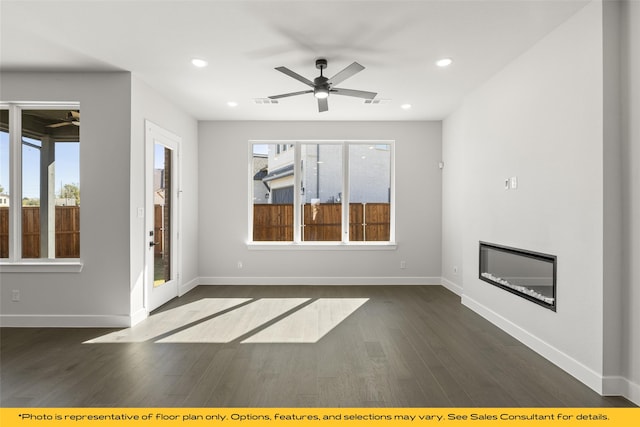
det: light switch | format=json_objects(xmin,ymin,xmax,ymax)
[{"xmin": 510, "ymin": 176, "xmax": 518, "ymax": 189}]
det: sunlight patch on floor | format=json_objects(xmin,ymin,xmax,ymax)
[
  {"xmin": 84, "ymin": 297, "xmax": 369, "ymax": 344},
  {"xmin": 241, "ymin": 298, "xmax": 369, "ymax": 343},
  {"xmin": 84, "ymin": 298, "xmax": 251, "ymax": 343},
  {"xmin": 156, "ymin": 298, "xmax": 310, "ymax": 343}
]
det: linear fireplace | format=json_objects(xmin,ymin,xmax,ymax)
[{"xmin": 479, "ymin": 242, "xmax": 556, "ymax": 311}]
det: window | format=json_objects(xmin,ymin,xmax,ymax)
[
  {"xmin": 0, "ymin": 109, "xmax": 8, "ymax": 258},
  {"xmin": 250, "ymin": 140, "xmax": 394, "ymax": 245},
  {"xmin": 0, "ymin": 104, "xmax": 80, "ymax": 261}
]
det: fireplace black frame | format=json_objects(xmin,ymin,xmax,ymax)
[{"xmin": 479, "ymin": 241, "xmax": 557, "ymax": 311}]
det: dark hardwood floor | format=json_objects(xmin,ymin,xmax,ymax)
[{"xmin": 0, "ymin": 285, "xmax": 635, "ymax": 407}]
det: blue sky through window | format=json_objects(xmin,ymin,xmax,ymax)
[{"xmin": 0, "ymin": 131, "xmax": 80, "ymax": 199}]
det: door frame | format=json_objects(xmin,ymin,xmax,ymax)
[{"xmin": 145, "ymin": 120, "xmax": 181, "ymax": 312}]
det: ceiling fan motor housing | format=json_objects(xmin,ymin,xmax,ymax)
[
  {"xmin": 315, "ymin": 58, "xmax": 328, "ymax": 70},
  {"xmin": 313, "ymin": 71, "xmax": 330, "ymax": 98}
]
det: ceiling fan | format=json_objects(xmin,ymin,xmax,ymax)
[
  {"xmin": 46, "ymin": 110, "xmax": 80, "ymax": 128},
  {"xmin": 269, "ymin": 59, "xmax": 377, "ymax": 112}
]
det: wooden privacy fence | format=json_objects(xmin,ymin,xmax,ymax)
[
  {"xmin": 253, "ymin": 203, "xmax": 390, "ymax": 242},
  {"xmin": 0, "ymin": 206, "xmax": 80, "ymax": 258},
  {"xmin": 154, "ymin": 204, "xmax": 164, "ymax": 255},
  {"xmin": 1, "ymin": 203, "xmax": 387, "ymax": 256}
]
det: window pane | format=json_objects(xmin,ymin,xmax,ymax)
[
  {"xmin": 22, "ymin": 109, "xmax": 80, "ymax": 259},
  {"xmin": 22, "ymin": 135, "xmax": 41, "ymax": 258},
  {"xmin": 154, "ymin": 144, "xmax": 172, "ymax": 286},
  {"xmin": 55, "ymin": 141, "xmax": 80, "ymax": 258},
  {"xmin": 301, "ymin": 143, "xmax": 342, "ymax": 241},
  {"xmin": 252, "ymin": 143, "xmax": 293, "ymax": 241},
  {"xmin": 349, "ymin": 144, "xmax": 391, "ymax": 241},
  {"xmin": 0, "ymin": 109, "xmax": 9, "ymax": 258}
]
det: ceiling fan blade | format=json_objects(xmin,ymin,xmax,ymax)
[
  {"xmin": 46, "ymin": 121, "xmax": 72, "ymax": 128},
  {"xmin": 275, "ymin": 66, "xmax": 314, "ymax": 87},
  {"xmin": 318, "ymin": 97, "xmax": 328, "ymax": 113},
  {"xmin": 326, "ymin": 62, "xmax": 365, "ymax": 86},
  {"xmin": 330, "ymin": 88, "xmax": 377, "ymax": 99},
  {"xmin": 269, "ymin": 90, "xmax": 313, "ymax": 100}
]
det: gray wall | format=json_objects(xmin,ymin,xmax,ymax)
[
  {"xmin": 442, "ymin": 1, "xmax": 607, "ymax": 392},
  {"xmin": 0, "ymin": 72, "xmax": 133, "ymax": 325},
  {"xmin": 620, "ymin": 0, "xmax": 640, "ymax": 405},
  {"xmin": 0, "ymin": 72, "xmax": 199, "ymax": 327},
  {"xmin": 129, "ymin": 77, "xmax": 199, "ymax": 321},
  {"xmin": 442, "ymin": 1, "xmax": 640, "ymax": 402},
  {"xmin": 198, "ymin": 121, "xmax": 442, "ymax": 284},
  {"xmin": 602, "ymin": 0, "xmax": 624, "ymax": 393},
  {"xmin": 441, "ymin": 115, "xmax": 465, "ymax": 294}
]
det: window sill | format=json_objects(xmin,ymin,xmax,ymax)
[
  {"xmin": 0, "ymin": 260, "xmax": 84, "ymax": 273},
  {"xmin": 247, "ymin": 242, "xmax": 397, "ymax": 251}
]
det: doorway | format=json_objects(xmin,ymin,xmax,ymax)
[{"xmin": 145, "ymin": 121, "xmax": 181, "ymax": 312}]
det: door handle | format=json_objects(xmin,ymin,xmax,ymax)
[{"xmin": 149, "ymin": 241, "xmax": 159, "ymax": 248}]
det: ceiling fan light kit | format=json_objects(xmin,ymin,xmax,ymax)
[
  {"xmin": 269, "ymin": 58, "xmax": 377, "ymax": 112},
  {"xmin": 314, "ymin": 87, "xmax": 329, "ymax": 99}
]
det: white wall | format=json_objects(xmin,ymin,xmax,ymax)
[
  {"xmin": 0, "ymin": 72, "xmax": 133, "ymax": 326},
  {"xmin": 198, "ymin": 121, "xmax": 441, "ymax": 284},
  {"xmin": 442, "ymin": 1, "xmax": 608, "ymax": 393},
  {"xmin": 130, "ymin": 77, "xmax": 199, "ymax": 323},
  {"xmin": 620, "ymin": 0, "xmax": 640, "ymax": 404}
]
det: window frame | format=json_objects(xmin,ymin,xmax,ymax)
[
  {"xmin": 248, "ymin": 140, "xmax": 396, "ymax": 250},
  {"xmin": 0, "ymin": 102, "xmax": 83, "ymax": 272}
]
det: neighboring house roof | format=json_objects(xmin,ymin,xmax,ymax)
[
  {"xmin": 262, "ymin": 164, "xmax": 294, "ymax": 183},
  {"xmin": 253, "ymin": 168, "xmax": 268, "ymax": 181}
]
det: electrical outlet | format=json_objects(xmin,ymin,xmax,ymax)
[
  {"xmin": 12, "ymin": 290, "xmax": 20, "ymax": 302},
  {"xmin": 400, "ymin": 260, "xmax": 407, "ymax": 269},
  {"xmin": 237, "ymin": 261, "xmax": 243, "ymax": 269}
]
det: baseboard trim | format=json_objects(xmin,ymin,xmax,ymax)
[
  {"xmin": 0, "ymin": 314, "xmax": 131, "ymax": 328},
  {"xmin": 441, "ymin": 277, "xmax": 463, "ymax": 296},
  {"xmin": 179, "ymin": 276, "xmax": 200, "ymax": 296},
  {"xmin": 461, "ymin": 294, "xmax": 604, "ymax": 394},
  {"xmin": 626, "ymin": 378, "xmax": 640, "ymax": 405},
  {"xmin": 198, "ymin": 276, "xmax": 441, "ymax": 286},
  {"xmin": 603, "ymin": 375, "xmax": 640, "ymax": 405}
]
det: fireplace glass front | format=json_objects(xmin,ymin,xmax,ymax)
[{"xmin": 479, "ymin": 242, "xmax": 556, "ymax": 311}]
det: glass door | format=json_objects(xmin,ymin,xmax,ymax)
[{"xmin": 145, "ymin": 121, "xmax": 180, "ymax": 312}]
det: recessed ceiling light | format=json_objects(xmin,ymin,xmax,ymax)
[
  {"xmin": 401, "ymin": 104, "xmax": 412, "ymax": 110},
  {"xmin": 436, "ymin": 58, "xmax": 453, "ymax": 67},
  {"xmin": 191, "ymin": 58, "xmax": 208, "ymax": 68},
  {"xmin": 227, "ymin": 101, "xmax": 238, "ymax": 107}
]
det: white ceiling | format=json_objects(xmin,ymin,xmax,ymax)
[{"xmin": 0, "ymin": 0, "xmax": 588, "ymax": 121}]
